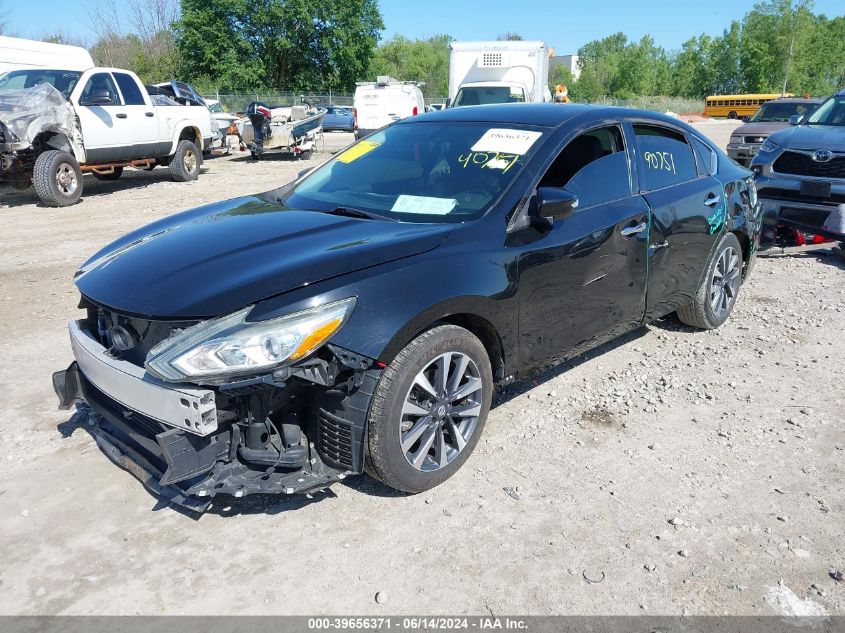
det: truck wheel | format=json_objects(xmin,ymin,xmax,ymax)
[
  {"xmin": 364, "ymin": 324, "xmax": 492, "ymax": 493},
  {"xmin": 728, "ymin": 111, "xmax": 738, "ymax": 119},
  {"xmin": 677, "ymin": 232, "xmax": 743, "ymax": 330},
  {"xmin": 33, "ymin": 150, "xmax": 83, "ymax": 207},
  {"xmin": 169, "ymin": 140, "xmax": 200, "ymax": 182},
  {"xmin": 93, "ymin": 167, "xmax": 123, "ymax": 181}
]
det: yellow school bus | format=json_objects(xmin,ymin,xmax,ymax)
[{"xmin": 704, "ymin": 93, "xmax": 793, "ymax": 119}]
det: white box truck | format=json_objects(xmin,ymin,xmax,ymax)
[{"xmin": 448, "ymin": 40, "xmax": 551, "ymax": 108}]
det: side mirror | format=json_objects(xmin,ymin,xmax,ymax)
[
  {"xmin": 789, "ymin": 114, "xmax": 802, "ymax": 126},
  {"xmin": 80, "ymin": 89, "xmax": 113, "ymax": 106},
  {"xmin": 445, "ymin": 98, "xmax": 451, "ymax": 108},
  {"xmin": 538, "ymin": 187, "xmax": 578, "ymax": 221}
]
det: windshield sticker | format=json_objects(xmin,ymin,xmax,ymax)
[
  {"xmin": 391, "ymin": 195, "xmax": 457, "ymax": 215},
  {"xmin": 458, "ymin": 151, "xmax": 520, "ymax": 173},
  {"xmin": 643, "ymin": 151, "xmax": 676, "ymax": 174},
  {"xmin": 335, "ymin": 140, "xmax": 380, "ymax": 164},
  {"xmin": 471, "ymin": 128, "xmax": 542, "ymax": 155}
]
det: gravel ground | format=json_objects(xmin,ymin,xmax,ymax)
[{"xmin": 0, "ymin": 124, "xmax": 843, "ymax": 616}]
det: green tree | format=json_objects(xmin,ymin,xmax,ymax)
[
  {"xmin": 176, "ymin": 0, "xmax": 383, "ymax": 91},
  {"xmin": 367, "ymin": 34, "xmax": 451, "ymax": 95}
]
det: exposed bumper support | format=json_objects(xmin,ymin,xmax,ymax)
[{"xmin": 53, "ymin": 362, "xmax": 351, "ymax": 512}]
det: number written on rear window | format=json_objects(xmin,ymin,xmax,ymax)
[{"xmin": 634, "ymin": 124, "xmax": 698, "ymax": 190}]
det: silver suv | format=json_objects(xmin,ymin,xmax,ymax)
[{"xmin": 751, "ymin": 89, "xmax": 845, "ymax": 249}]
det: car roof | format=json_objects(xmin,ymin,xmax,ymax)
[
  {"xmin": 767, "ymin": 97, "xmax": 824, "ymax": 103},
  {"xmin": 404, "ymin": 102, "xmax": 692, "ymax": 130}
]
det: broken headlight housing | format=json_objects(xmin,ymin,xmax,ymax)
[{"xmin": 146, "ymin": 297, "xmax": 356, "ymax": 382}]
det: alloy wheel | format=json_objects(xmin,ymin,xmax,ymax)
[
  {"xmin": 56, "ymin": 163, "xmax": 78, "ymax": 195},
  {"xmin": 183, "ymin": 148, "xmax": 197, "ymax": 173},
  {"xmin": 399, "ymin": 352, "xmax": 483, "ymax": 472},
  {"xmin": 710, "ymin": 245, "xmax": 740, "ymax": 318}
]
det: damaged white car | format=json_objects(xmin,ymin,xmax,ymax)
[{"xmin": 0, "ymin": 67, "xmax": 214, "ymax": 206}]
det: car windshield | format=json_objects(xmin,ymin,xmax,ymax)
[
  {"xmin": 283, "ymin": 121, "xmax": 545, "ymax": 223},
  {"xmin": 805, "ymin": 96, "xmax": 845, "ymax": 126},
  {"xmin": 749, "ymin": 101, "xmax": 817, "ymax": 122},
  {"xmin": 453, "ymin": 86, "xmax": 526, "ymax": 107},
  {"xmin": 0, "ymin": 69, "xmax": 81, "ymax": 98}
]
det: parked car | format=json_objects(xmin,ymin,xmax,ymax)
[
  {"xmin": 0, "ymin": 68, "xmax": 214, "ymax": 206},
  {"xmin": 318, "ymin": 104, "xmax": 356, "ymax": 132},
  {"xmin": 53, "ymin": 104, "xmax": 761, "ymax": 511},
  {"xmin": 751, "ymin": 88, "xmax": 845, "ymax": 249},
  {"xmin": 204, "ymin": 98, "xmax": 241, "ymax": 134},
  {"xmin": 727, "ymin": 97, "xmax": 822, "ymax": 166},
  {"xmin": 354, "ymin": 76, "xmax": 424, "ymax": 139}
]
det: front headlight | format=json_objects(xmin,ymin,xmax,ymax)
[
  {"xmin": 730, "ymin": 135, "xmax": 743, "ymax": 144},
  {"xmin": 146, "ymin": 297, "xmax": 356, "ymax": 381},
  {"xmin": 760, "ymin": 138, "xmax": 780, "ymax": 153}
]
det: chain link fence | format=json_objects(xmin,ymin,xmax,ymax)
[{"xmin": 201, "ymin": 92, "xmax": 448, "ymax": 114}]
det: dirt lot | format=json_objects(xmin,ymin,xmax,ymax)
[{"xmin": 1, "ymin": 123, "xmax": 843, "ymax": 616}]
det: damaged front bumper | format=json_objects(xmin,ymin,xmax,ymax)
[
  {"xmin": 756, "ymin": 175, "xmax": 845, "ymax": 248},
  {"xmin": 53, "ymin": 320, "xmax": 379, "ymax": 512}
]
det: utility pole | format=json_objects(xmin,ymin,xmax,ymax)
[{"xmin": 781, "ymin": 4, "xmax": 796, "ymax": 96}]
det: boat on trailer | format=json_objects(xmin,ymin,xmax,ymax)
[{"xmin": 239, "ymin": 103, "xmax": 325, "ymax": 160}]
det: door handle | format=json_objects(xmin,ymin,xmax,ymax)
[
  {"xmin": 116, "ymin": 113, "xmax": 127, "ymax": 119},
  {"xmin": 145, "ymin": 112, "xmax": 154, "ymax": 117},
  {"xmin": 619, "ymin": 221, "xmax": 647, "ymax": 237},
  {"xmin": 704, "ymin": 194, "xmax": 721, "ymax": 207}
]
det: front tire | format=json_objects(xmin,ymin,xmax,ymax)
[
  {"xmin": 677, "ymin": 232, "xmax": 743, "ymax": 329},
  {"xmin": 33, "ymin": 150, "xmax": 82, "ymax": 207},
  {"xmin": 169, "ymin": 140, "xmax": 200, "ymax": 182},
  {"xmin": 365, "ymin": 325, "xmax": 493, "ymax": 493}
]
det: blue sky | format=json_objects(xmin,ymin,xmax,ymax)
[{"xmin": 6, "ymin": 0, "xmax": 845, "ymax": 53}]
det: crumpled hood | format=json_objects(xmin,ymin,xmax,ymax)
[
  {"xmin": 732, "ymin": 121, "xmax": 789, "ymax": 137},
  {"xmin": 0, "ymin": 83, "xmax": 75, "ymax": 144},
  {"xmin": 75, "ymin": 194, "xmax": 454, "ymax": 318},
  {"xmin": 768, "ymin": 124, "xmax": 845, "ymax": 152}
]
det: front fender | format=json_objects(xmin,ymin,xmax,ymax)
[{"xmin": 248, "ymin": 245, "xmax": 519, "ymax": 376}]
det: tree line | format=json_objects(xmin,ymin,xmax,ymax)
[{"xmin": 26, "ymin": 0, "xmax": 845, "ymax": 99}]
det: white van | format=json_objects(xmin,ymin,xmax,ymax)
[
  {"xmin": 353, "ymin": 76, "xmax": 425, "ymax": 139},
  {"xmin": 0, "ymin": 36, "xmax": 94, "ymax": 74}
]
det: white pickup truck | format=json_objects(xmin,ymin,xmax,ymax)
[{"xmin": 0, "ymin": 67, "xmax": 214, "ymax": 206}]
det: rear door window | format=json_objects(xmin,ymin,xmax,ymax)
[
  {"xmin": 633, "ymin": 124, "xmax": 698, "ymax": 190},
  {"xmin": 113, "ymin": 72, "xmax": 146, "ymax": 106}
]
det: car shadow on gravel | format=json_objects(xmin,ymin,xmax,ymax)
[
  {"xmin": 0, "ymin": 168, "xmax": 209, "ymax": 208},
  {"xmin": 492, "ymin": 326, "xmax": 650, "ymax": 408}
]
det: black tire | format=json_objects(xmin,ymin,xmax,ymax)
[
  {"xmin": 365, "ymin": 324, "xmax": 493, "ymax": 493},
  {"xmin": 728, "ymin": 111, "xmax": 738, "ymax": 119},
  {"xmin": 169, "ymin": 140, "xmax": 200, "ymax": 182},
  {"xmin": 32, "ymin": 150, "xmax": 82, "ymax": 207},
  {"xmin": 93, "ymin": 167, "xmax": 123, "ymax": 181},
  {"xmin": 677, "ymin": 232, "xmax": 743, "ymax": 330}
]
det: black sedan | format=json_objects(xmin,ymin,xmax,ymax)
[{"xmin": 54, "ymin": 104, "xmax": 762, "ymax": 511}]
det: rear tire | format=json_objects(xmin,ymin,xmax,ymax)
[
  {"xmin": 93, "ymin": 167, "xmax": 123, "ymax": 181},
  {"xmin": 365, "ymin": 324, "xmax": 493, "ymax": 493},
  {"xmin": 169, "ymin": 140, "xmax": 200, "ymax": 182},
  {"xmin": 677, "ymin": 232, "xmax": 743, "ymax": 330},
  {"xmin": 728, "ymin": 111, "xmax": 738, "ymax": 119},
  {"xmin": 33, "ymin": 150, "xmax": 82, "ymax": 207}
]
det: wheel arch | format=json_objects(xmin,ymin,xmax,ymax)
[
  {"xmin": 379, "ymin": 308, "xmax": 506, "ymax": 384},
  {"xmin": 172, "ymin": 125, "xmax": 203, "ymax": 153},
  {"xmin": 33, "ymin": 131, "xmax": 86, "ymax": 162}
]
